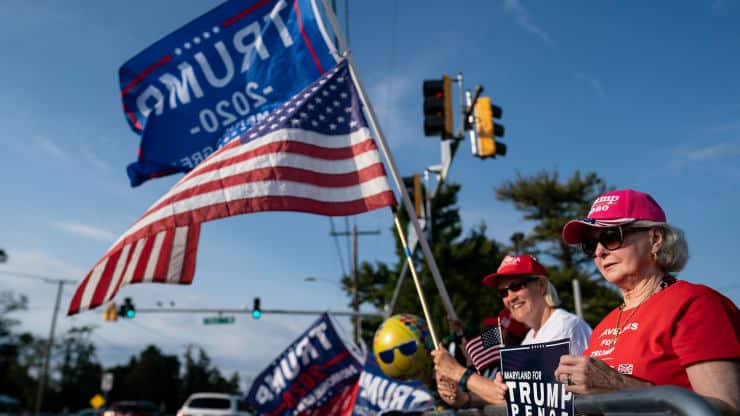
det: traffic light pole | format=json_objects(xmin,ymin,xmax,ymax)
[{"xmin": 128, "ymin": 307, "xmax": 384, "ymax": 318}]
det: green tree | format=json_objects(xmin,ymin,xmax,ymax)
[
  {"xmin": 108, "ymin": 345, "xmax": 181, "ymax": 412},
  {"xmin": 181, "ymin": 345, "xmax": 240, "ymax": 402},
  {"xmin": 495, "ymin": 169, "xmax": 622, "ymax": 325},
  {"xmin": 55, "ymin": 326, "xmax": 103, "ymax": 412},
  {"xmin": 345, "ymin": 183, "xmax": 506, "ymax": 343},
  {"xmin": 0, "ymin": 291, "xmax": 32, "ymax": 404}
]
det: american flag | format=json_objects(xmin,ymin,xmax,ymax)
[
  {"xmin": 464, "ymin": 326, "xmax": 503, "ymax": 372},
  {"xmin": 67, "ymin": 59, "xmax": 396, "ymax": 315}
]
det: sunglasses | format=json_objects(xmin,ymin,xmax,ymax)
[
  {"xmin": 498, "ymin": 276, "xmax": 538, "ymax": 298},
  {"xmin": 581, "ymin": 226, "xmax": 650, "ymax": 257},
  {"xmin": 378, "ymin": 340, "xmax": 418, "ymax": 364}
]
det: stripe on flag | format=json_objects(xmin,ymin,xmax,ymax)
[
  {"xmin": 464, "ymin": 326, "xmax": 504, "ymax": 372},
  {"xmin": 67, "ymin": 59, "xmax": 396, "ymax": 315}
]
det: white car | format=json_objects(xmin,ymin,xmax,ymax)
[{"xmin": 176, "ymin": 393, "xmax": 252, "ymax": 416}]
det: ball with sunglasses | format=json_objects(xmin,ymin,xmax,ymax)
[{"xmin": 372, "ymin": 314, "xmax": 433, "ymax": 381}]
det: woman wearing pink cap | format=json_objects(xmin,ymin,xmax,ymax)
[
  {"xmin": 432, "ymin": 254, "xmax": 591, "ymax": 407},
  {"xmin": 553, "ymin": 189, "xmax": 740, "ymax": 415}
]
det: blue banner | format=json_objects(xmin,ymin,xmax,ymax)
[
  {"xmin": 246, "ymin": 313, "xmax": 364, "ymax": 415},
  {"xmin": 119, "ymin": 0, "xmax": 338, "ymax": 186},
  {"xmin": 500, "ymin": 339, "xmax": 574, "ymax": 416},
  {"xmin": 351, "ymin": 352, "xmax": 434, "ymax": 416}
]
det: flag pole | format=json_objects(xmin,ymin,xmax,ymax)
[
  {"xmin": 389, "ymin": 207, "xmax": 439, "ymax": 347},
  {"xmin": 319, "ymin": 0, "xmax": 460, "ymax": 328}
]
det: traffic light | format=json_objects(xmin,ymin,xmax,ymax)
[
  {"xmin": 473, "ymin": 96, "xmax": 506, "ymax": 158},
  {"xmin": 118, "ymin": 297, "xmax": 136, "ymax": 319},
  {"xmin": 103, "ymin": 302, "xmax": 118, "ymax": 321},
  {"xmin": 402, "ymin": 174, "xmax": 424, "ymax": 218},
  {"xmin": 423, "ymin": 75, "xmax": 453, "ymax": 139},
  {"xmin": 252, "ymin": 297, "xmax": 262, "ymax": 319}
]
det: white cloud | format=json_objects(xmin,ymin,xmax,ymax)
[
  {"xmin": 575, "ymin": 72, "xmax": 606, "ymax": 98},
  {"xmin": 706, "ymin": 120, "xmax": 740, "ymax": 134},
  {"xmin": 503, "ymin": 0, "xmax": 552, "ymax": 44},
  {"xmin": 81, "ymin": 147, "xmax": 111, "ymax": 170},
  {"xmin": 685, "ymin": 141, "xmax": 740, "ymax": 161},
  {"xmin": 35, "ymin": 137, "xmax": 67, "ymax": 160},
  {"xmin": 51, "ymin": 221, "xmax": 117, "ymax": 242}
]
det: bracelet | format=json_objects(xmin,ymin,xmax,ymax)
[
  {"xmin": 458, "ymin": 367, "xmax": 474, "ymax": 392},
  {"xmin": 463, "ymin": 392, "xmax": 472, "ymax": 408}
]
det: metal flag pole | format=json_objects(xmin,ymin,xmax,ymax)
[{"xmin": 319, "ymin": 0, "xmax": 459, "ymax": 326}]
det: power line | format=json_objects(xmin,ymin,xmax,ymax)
[{"xmin": 328, "ymin": 217, "xmax": 348, "ymax": 277}]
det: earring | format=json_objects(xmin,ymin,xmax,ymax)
[{"xmin": 651, "ymin": 252, "xmax": 657, "ymax": 262}]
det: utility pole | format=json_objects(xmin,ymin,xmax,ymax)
[
  {"xmin": 330, "ymin": 222, "xmax": 380, "ymax": 343},
  {"xmin": 0, "ymin": 271, "xmax": 76, "ymax": 416}
]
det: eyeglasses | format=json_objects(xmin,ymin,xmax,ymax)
[
  {"xmin": 498, "ymin": 276, "xmax": 538, "ymax": 298},
  {"xmin": 377, "ymin": 340, "xmax": 418, "ymax": 364},
  {"xmin": 581, "ymin": 226, "xmax": 650, "ymax": 257}
]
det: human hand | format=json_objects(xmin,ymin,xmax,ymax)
[
  {"xmin": 431, "ymin": 343, "xmax": 465, "ymax": 382},
  {"xmin": 435, "ymin": 371, "xmax": 459, "ymax": 405},
  {"xmin": 493, "ymin": 372, "xmax": 508, "ymax": 402},
  {"xmin": 554, "ymin": 355, "xmax": 637, "ymax": 395}
]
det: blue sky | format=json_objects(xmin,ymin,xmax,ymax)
[{"xmin": 1, "ymin": 0, "xmax": 739, "ymax": 384}]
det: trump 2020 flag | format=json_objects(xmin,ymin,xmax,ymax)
[
  {"xmin": 68, "ymin": 59, "xmax": 396, "ymax": 315},
  {"xmin": 246, "ymin": 313, "xmax": 364, "ymax": 415},
  {"xmin": 120, "ymin": 0, "xmax": 339, "ymax": 186}
]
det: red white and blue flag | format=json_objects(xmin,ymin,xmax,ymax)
[
  {"xmin": 464, "ymin": 326, "xmax": 503, "ymax": 373},
  {"xmin": 68, "ymin": 59, "xmax": 396, "ymax": 315}
]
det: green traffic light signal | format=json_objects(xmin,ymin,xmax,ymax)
[
  {"xmin": 118, "ymin": 297, "xmax": 136, "ymax": 319},
  {"xmin": 252, "ymin": 297, "xmax": 261, "ymax": 319}
]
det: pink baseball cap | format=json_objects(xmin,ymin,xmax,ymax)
[
  {"xmin": 562, "ymin": 189, "xmax": 666, "ymax": 244},
  {"xmin": 482, "ymin": 254, "xmax": 548, "ymax": 287}
]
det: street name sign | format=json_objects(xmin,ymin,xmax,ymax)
[{"xmin": 203, "ymin": 316, "xmax": 235, "ymax": 325}]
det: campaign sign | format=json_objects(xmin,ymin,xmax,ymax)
[
  {"xmin": 350, "ymin": 352, "xmax": 434, "ymax": 416},
  {"xmin": 119, "ymin": 0, "xmax": 338, "ymax": 186},
  {"xmin": 246, "ymin": 313, "xmax": 364, "ymax": 415},
  {"xmin": 500, "ymin": 339, "xmax": 573, "ymax": 416}
]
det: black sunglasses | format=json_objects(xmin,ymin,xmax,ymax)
[
  {"xmin": 377, "ymin": 340, "xmax": 418, "ymax": 364},
  {"xmin": 581, "ymin": 226, "xmax": 650, "ymax": 257},
  {"xmin": 498, "ymin": 276, "xmax": 539, "ymax": 298}
]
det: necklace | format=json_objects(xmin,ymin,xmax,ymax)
[
  {"xmin": 610, "ymin": 279, "xmax": 664, "ymax": 345},
  {"xmin": 610, "ymin": 301, "xmax": 644, "ymax": 346}
]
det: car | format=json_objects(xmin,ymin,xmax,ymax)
[
  {"xmin": 73, "ymin": 408, "xmax": 103, "ymax": 416},
  {"xmin": 0, "ymin": 395, "xmax": 21, "ymax": 416},
  {"xmin": 102, "ymin": 401, "xmax": 159, "ymax": 416},
  {"xmin": 176, "ymin": 393, "xmax": 251, "ymax": 416}
]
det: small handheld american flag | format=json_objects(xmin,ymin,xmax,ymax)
[{"xmin": 463, "ymin": 326, "xmax": 503, "ymax": 373}]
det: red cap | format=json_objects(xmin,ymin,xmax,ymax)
[
  {"xmin": 482, "ymin": 309, "xmax": 529, "ymax": 338},
  {"xmin": 482, "ymin": 254, "xmax": 548, "ymax": 287},
  {"xmin": 562, "ymin": 189, "xmax": 667, "ymax": 244}
]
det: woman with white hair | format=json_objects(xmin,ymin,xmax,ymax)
[
  {"xmin": 550, "ymin": 189, "xmax": 740, "ymax": 415},
  {"xmin": 432, "ymin": 254, "xmax": 591, "ymax": 406},
  {"xmin": 480, "ymin": 254, "xmax": 592, "ymax": 354}
]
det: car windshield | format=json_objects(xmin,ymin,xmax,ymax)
[{"xmin": 187, "ymin": 398, "xmax": 231, "ymax": 410}]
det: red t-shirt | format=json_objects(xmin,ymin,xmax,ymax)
[{"xmin": 584, "ymin": 280, "xmax": 740, "ymax": 389}]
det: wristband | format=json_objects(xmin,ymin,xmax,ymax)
[{"xmin": 458, "ymin": 367, "xmax": 474, "ymax": 392}]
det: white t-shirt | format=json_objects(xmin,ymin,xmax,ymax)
[{"xmin": 522, "ymin": 308, "xmax": 592, "ymax": 355}]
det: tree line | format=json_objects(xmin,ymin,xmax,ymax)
[{"xmin": 0, "ymin": 294, "xmax": 239, "ymax": 414}]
